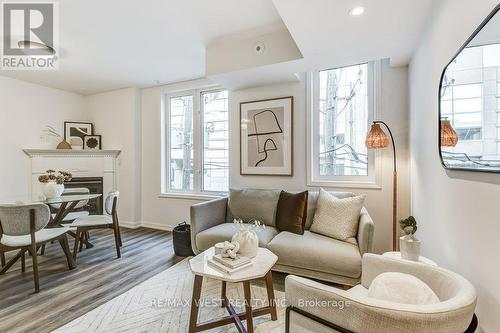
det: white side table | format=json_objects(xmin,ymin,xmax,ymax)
[{"xmin": 382, "ymin": 251, "xmax": 437, "ymax": 266}]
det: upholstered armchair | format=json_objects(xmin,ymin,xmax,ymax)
[{"xmin": 285, "ymin": 254, "xmax": 477, "ymax": 333}]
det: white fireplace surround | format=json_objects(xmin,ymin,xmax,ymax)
[{"xmin": 23, "ymin": 149, "xmax": 121, "ymax": 203}]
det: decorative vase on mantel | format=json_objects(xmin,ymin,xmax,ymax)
[
  {"xmin": 399, "ymin": 216, "xmax": 421, "ymax": 261},
  {"xmin": 56, "ymin": 140, "xmax": 72, "ymax": 149},
  {"xmin": 43, "ymin": 181, "xmax": 64, "ymax": 199}
]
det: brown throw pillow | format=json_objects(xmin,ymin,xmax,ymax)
[{"xmin": 276, "ymin": 190, "xmax": 308, "ymax": 235}]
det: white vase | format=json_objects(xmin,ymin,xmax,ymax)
[
  {"xmin": 232, "ymin": 230, "xmax": 259, "ymax": 258},
  {"xmin": 43, "ymin": 182, "xmax": 64, "ymax": 199},
  {"xmin": 400, "ymin": 235, "xmax": 421, "ymax": 261}
]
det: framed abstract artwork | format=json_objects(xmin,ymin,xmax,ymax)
[
  {"xmin": 240, "ymin": 96, "xmax": 293, "ymax": 176},
  {"xmin": 83, "ymin": 135, "xmax": 102, "ymax": 150},
  {"xmin": 64, "ymin": 121, "xmax": 93, "ymax": 150}
]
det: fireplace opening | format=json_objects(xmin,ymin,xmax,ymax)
[{"xmin": 64, "ymin": 177, "xmax": 104, "ymax": 215}]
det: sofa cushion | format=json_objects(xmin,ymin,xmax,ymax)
[
  {"xmin": 305, "ymin": 191, "xmax": 354, "ymax": 230},
  {"xmin": 276, "ymin": 190, "xmax": 308, "ymax": 235},
  {"xmin": 195, "ymin": 223, "xmax": 279, "ymax": 252},
  {"xmin": 267, "ymin": 231, "xmax": 361, "ymax": 278},
  {"xmin": 226, "ymin": 189, "xmax": 281, "ymax": 226},
  {"xmin": 310, "ymin": 189, "xmax": 365, "ymax": 244},
  {"xmin": 368, "ymin": 272, "xmax": 440, "ymax": 305}
]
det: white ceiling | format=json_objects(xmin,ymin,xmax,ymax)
[{"xmin": 0, "ymin": 0, "xmax": 438, "ymax": 95}]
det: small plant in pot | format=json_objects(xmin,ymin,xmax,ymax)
[
  {"xmin": 399, "ymin": 216, "xmax": 421, "ymax": 261},
  {"xmin": 38, "ymin": 169, "xmax": 72, "ymax": 199}
]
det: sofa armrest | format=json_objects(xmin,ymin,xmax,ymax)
[
  {"xmin": 356, "ymin": 207, "xmax": 374, "ymax": 255},
  {"xmin": 190, "ymin": 197, "xmax": 228, "ymax": 254}
]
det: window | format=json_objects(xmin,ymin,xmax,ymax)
[
  {"xmin": 163, "ymin": 89, "xmax": 229, "ymax": 195},
  {"xmin": 308, "ymin": 62, "xmax": 377, "ymax": 187}
]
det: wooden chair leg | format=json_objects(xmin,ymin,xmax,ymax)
[
  {"xmin": 30, "ymin": 245, "xmax": 40, "ymax": 293},
  {"xmin": 1, "ymin": 251, "xmax": 5, "ymax": 267},
  {"xmin": 21, "ymin": 251, "xmax": 26, "ymax": 273},
  {"xmin": 78, "ymin": 232, "xmax": 84, "ymax": 252},
  {"xmin": 58, "ymin": 236, "xmax": 76, "ymax": 270},
  {"xmin": 113, "ymin": 226, "xmax": 121, "ymax": 258},
  {"xmin": 0, "ymin": 249, "xmax": 25, "ymax": 275},
  {"xmin": 73, "ymin": 230, "xmax": 80, "ymax": 261},
  {"xmin": 115, "ymin": 216, "xmax": 122, "ymax": 247},
  {"xmin": 40, "ymin": 244, "xmax": 45, "ymax": 255}
]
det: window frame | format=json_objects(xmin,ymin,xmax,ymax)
[
  {"xmin": 161, "ymin": 87, "xmax": 229, "ymax": 198},
  {"xmin": 306, "ymin": 61, "xmax": 382, "ymax": 189}
]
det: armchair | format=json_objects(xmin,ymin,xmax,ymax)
[{"xmin": 285, "ymin": 254, "xmax": 477, "ymax": 333}]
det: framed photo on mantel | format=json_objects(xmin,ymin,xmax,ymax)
[{"xmin": 240, "ymin": 96, "xmax": 293, "ymax": 176}]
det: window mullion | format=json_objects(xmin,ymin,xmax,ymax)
[{"xmin": 193, "ymin": 90, "xmax": 202, "ymax": 193}]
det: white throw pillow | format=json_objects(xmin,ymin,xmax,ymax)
[
  {"xmin": 368, "ymin": 272, "xmax": 440, "ymax": 305},
  {"xmin": 310, "ymin": 189, "xmax": 365, "ymax": 243}
]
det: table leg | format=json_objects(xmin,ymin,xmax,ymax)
[
  {"xmin": 189, "ymin": 275, "xmax": 203, "ymax": 333},
  {"xmin": 265, "ymin": 271, "xmax": 277, "ymax": 321},
  {"xmin": 243, "ymin": 281, "xmax": 254, "ymax": 333},
  {"xmin": 221, "ymin": 281, "xmax": 227, "ymax": 307}
]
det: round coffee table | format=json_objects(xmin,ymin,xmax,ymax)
[{"xmin": 188, "ymin": 247, "xmax": 278, "ymax": 333}]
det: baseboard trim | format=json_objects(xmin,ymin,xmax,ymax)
[
  {"xmin": 119, "ymin": 220, "xmax": 141, "ymax": 229},
  {"xmin": 141, "ymin": 221, "xmax": 174, "ymax": 231}
]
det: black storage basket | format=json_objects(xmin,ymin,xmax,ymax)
[{"xmin": 173, "ymin": 222, "xmax": 195, "ymax": 256}]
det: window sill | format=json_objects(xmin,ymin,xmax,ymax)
[
  {"xmin": 158, "ymin": 192, "xmax": 225, "ymax": 201},
  {"xmin": 307, "ymin": 179, "xmax": 382, "ymax": 190}
]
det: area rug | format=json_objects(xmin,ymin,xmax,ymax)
[{"xmin": 53, "ymin": 258, "xmax": 285, "ymax": 333}]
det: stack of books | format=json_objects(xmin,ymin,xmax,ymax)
[{"xmin": 208, "ymin": 254, "xmax": 252, "ymax": 274}]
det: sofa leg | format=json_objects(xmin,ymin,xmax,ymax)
[{"xmin": 342, "ymin": 284, "xmax": 351, "ymax": 291}]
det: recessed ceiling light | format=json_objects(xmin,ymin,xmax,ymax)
[{"xmin": 349, "ymin": 6, "xmax": 365, "ymax": 16}]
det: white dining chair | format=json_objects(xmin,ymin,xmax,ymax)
[
  {"xmin": 0, "ymin": 203, "xmax": 75, "ymax": 292},
  {"xmin": 51, "ymin": 187, "xmax": 91, "ymax": 222},
  {"xmin": 70, "ymin": 191, "xmax": 122, "ymax": 261}
]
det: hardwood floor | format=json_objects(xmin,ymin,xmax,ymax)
[{"xmin": 0, "ymin": 227, "xmax": 184, "ymax": 333}]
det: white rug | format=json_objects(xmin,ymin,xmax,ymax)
[{"xmin": 53, "ymin": 259, "xmax": 286, "ymax": 333}]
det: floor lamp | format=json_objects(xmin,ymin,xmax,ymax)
[{"xmin": 365, "ymin": 121, "xmax": 398, "ymax": 251}]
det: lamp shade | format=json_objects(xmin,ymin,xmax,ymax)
[
  {"xmin": 440, "ymin": 119, "xmax": 458, "ymax": 147},
  {"xmin": 366, "ymin": 123, "xmax": 389, "ymax": 148}
]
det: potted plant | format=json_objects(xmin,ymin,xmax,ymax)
[
  {"xmin": 231, "ymin": 218, "xmax": 265, "ymax": 258},
  {"xmin": 38, "ymin": 170, "xmax": 72, "ymax": 199},
  {"xmin": 399, "ymin": 216, "xmax": 421, "ymax": 261}
]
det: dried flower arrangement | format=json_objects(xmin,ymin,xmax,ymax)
[
  {"xmin": 233, "ymin": 218, "xmax": 266, "ymax": 232},
  {"xmin": 38, "ymin": 169, "xmax": 73, "ymax": 185}
]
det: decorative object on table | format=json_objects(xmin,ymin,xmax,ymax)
[
  {"xmin": 310, "ymin": 189, "xmax": 366, "ymax": 244},
  {"xmin": 399, "ymin": 216, "xmax": 421, "ymax": 261},
  {"xmin": 231, "ymin": 218, "xmax": 265, "ymax": 258},
  {"xmin": 208, "ymin": 255, "xmax": 252, "ymax": 274},
  {"xmin": 214, "ymin": 242, "xmax": 225, "ymax": 255},
  {"xmin": 220, "ymin": 240, "xmax": 240, "ymax": 259},
  {"xmin": 172, "ymin": 222, "xmax": 195, "ymax": 257},
  {"xmin": 83, "ymin": 135, "xmax": 102, "ymax": 150},
  {"xmin": 44, "ymin": 125, "xmax": 72, "ymax": 149},
  {"xmin": 64, "ymin": 121, "xmax": 94, "ymax": 150},
  {"xmin": 275, "ymin": 190, "xmax": 308, "ymax": 235},
  {"xmin": 440, "ymin": 118, "xmax": 458, "ymax": 147},
  {"xmin": 366, "ymin": 121, "xmax": 398, "ymax": 251},
  {"xmin": 38, "ymin": 169, "xmax": 73, "ymax": 199},
  {"xmin": 240, "ymin": 96, "xmax": 293, "ymax": 176}
]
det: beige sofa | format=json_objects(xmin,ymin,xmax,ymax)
[
  {"xmin": 190, "ymin": 189, "xmax": 374, "ymax": 286},
  {"xmin": 285, "ymin": 254, "xmax": 477, "ymax": 333}
]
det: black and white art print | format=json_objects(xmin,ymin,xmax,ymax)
[
  {"xmin": 240, "ymin": 96, "xmax": 293, "ymax": 176},
  {"xmin": 64, "ymin": 121, "xmax": 93, "ymax": 150}
]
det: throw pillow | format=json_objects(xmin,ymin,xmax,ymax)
[
  {"xmin": 275, "ymin": 190, "xmax": 308, "ymax": 235},
  {"xmin": 310, "ymin": 188, "xmax": 365, "ymax": 243},
  {"xmin": 368, "ymin": 272, "xmax": 440, "ymax": 305},
  {"xmin": 226, "ymin": 189, "xmax": 281, "ymax": 226}
]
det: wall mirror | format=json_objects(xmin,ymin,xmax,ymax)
[{"xmin": 439, "ymin": 5, "xmax": 500, "ymax": 172}]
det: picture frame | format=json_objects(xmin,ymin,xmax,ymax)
[
  {"xmin": 83, "ymin": 135, "xmax": 102, "ymax": 150},
  {"xmin": 64, "ymin": 121, "xmax": 94, "ymax": 149},
  {"xmin": 240, "ymin": 96, "xmax": 293, "ymax": 176}
]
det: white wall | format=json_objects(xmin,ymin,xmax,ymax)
[
  {"xmin": 409, "ymin": 0, "xmax": 500, "ymax": 331},
  {"xmin": 85, "ymin": 88, "xmax": 142, "ymax": 225},
  {"xmin": 0, "ymin": 75, "xmax": 85, "ymax": 202},
  {"xmin": 140, "ymin": 59, "xmax": 409, "ymax": 253}
]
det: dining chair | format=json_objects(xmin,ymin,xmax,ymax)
[
  {"xmin": 71, "ymin": 191, "xmax": 122, "ymax": 261},
  {"xmin": 51, "ymin": 187, "xmax": 91, "ymax": 222},
  {"xmin": 0, "ymin": 204, "xmax": 75, "ymax": 293}
]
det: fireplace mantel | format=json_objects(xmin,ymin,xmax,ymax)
[{"xmin": 23, "ymin": 149, "xmax": 121, "ymax": 158}]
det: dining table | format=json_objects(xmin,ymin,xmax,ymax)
[{"xmin": 3, "ymin": 193, "xmax": 102, "ymax": 248}]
